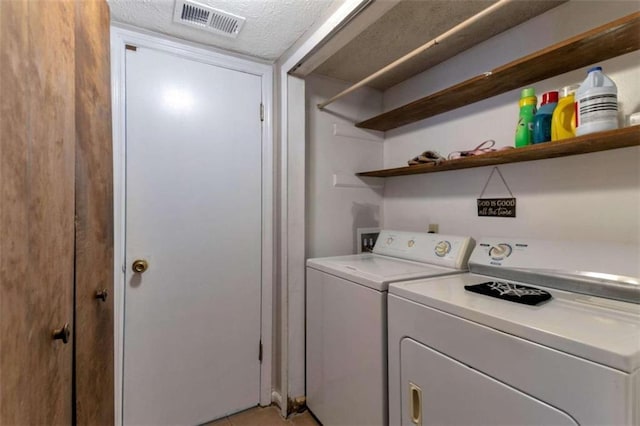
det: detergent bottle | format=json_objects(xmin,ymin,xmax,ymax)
[
  {"xmin": 515, "ymin": 88, "xmax": 537, "ymax": 147},
  {"xmin": 551, "ymin": 84, "xmax": 579, "ymax": 141},
  {"xmin": 532, "ymin": 91, "xmax": 558, "ymax": 144},
  {"xmin": 575, "ymin": 66, "xmax": 618, "ymax": 136}
]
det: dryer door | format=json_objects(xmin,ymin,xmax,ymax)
[{"xmin": 400, "ymin": 338, "xmax": 578, "ymax": 426}]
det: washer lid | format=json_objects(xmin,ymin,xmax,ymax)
[
  {"xmin": 390, "ymin": 273, "xmax": 640, "ymax": 373},
  {"xmin": 306, "ymin": 254, "xmax": 460, "ymax": 291}
]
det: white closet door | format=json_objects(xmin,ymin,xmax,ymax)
[{"xmin": 123, "ymin": 47, "xmax": 262, "ymax": 425}]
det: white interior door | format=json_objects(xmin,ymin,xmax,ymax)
[{"xmin": 123, "ymin": 47, "xmax": 263, "ymax": 425}]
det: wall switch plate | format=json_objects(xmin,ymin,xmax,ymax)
[
  {"xmin": 428, "ymin": 224, "xmax": 439, "ymax": 233},
  {"xmin": 357, "ymin": 227, "xmax": 380, "ymax": 253}
]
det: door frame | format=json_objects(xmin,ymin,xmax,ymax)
[
  {"xmin": 111, "ymin": 25, "xmax": 274, "ymax": 426},
  {"xmin": 274, "ymin": 0, "xmax": 373, "ymax": 415}
]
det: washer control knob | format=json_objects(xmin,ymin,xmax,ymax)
[
  {"xmin": 386, "ymin": 237, "xmax": 394, "ymax": 245},
  {"xmin": 435, "ymin": 241, "xmax": 451, "ymax": 257},
  {"xmin": 408, "ymin": 240, "xmax": 415, "ymax": 248}
]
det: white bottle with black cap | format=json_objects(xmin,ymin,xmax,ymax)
[{"xmin": 575, "ymin": 66, "xmax": 619, "ymax": 136}]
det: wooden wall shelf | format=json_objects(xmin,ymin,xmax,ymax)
[
  {"xmin": 356, "ymin": 12, "xmax": 640, "ymax": 132},
  {"xmin": 356, "ymin": 126, "xmax": 640, "ymax": 177}
]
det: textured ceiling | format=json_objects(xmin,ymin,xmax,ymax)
[
  {"xmin": 108, "ymin": 0, "xmax": 337, "ymax": 61},
  {"xmin": 312, "ymin": 0, "xmax": 566, "ymax": 89}
]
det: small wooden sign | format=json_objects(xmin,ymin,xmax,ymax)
[{"xmin": 477, "ymin": 198, "xmax": 516, "ymax": 218}]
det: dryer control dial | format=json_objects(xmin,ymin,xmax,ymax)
[
  {"xmin": 435, "ymin": 241, "xmax": 451, "ymax": 257},
  {"xmin": 489, "ymin": 243, "xmax": 512, "ymax": 260}
]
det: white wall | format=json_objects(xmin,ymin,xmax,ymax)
[
  {"xmin": 306, "ymin": 74, "xmax": 385, "ymax": 258},
  {"xmin": 381, "ymin": 1, "xmax": 640, "ymax": 244}
]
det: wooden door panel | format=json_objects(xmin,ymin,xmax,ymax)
[
  {"xmin": 0, "ymin": 1, "xmax": 30, "ymax": 420},
  {"xmin": 0, "ymin": 0, "xmax": 76, "ymax": 424},
  {"xmin": 74, "ymin": 0, "xmax": 115, "ymax": 424}
]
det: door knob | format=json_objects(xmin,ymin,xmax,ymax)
[
  {"xmin": 52, "ymin": 323, "xmax": 71, "ymax": 344},
  {"xmin": 95, "ymin": 289, "xmax": 108, "ymax": 302},
  {"xmin": 132, "ymin": 259, "xmax": 148, "ymax": 273}
]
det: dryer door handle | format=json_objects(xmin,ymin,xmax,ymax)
[{"xmin": 409, "ymin": 382, "xmax": 422, "ymax": 425}]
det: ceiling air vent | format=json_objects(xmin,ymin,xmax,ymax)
[{"xmin": 173, "ymin": 0, "xmax": 246, "ymax": 38}]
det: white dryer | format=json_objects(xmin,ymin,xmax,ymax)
[
  {"xmin": 306, "ymin": 230, "xmax": 474, "ymax": 426},
  {"xmin": 388, "ymin": 238, "xmax": 640, "ymax": 426}
]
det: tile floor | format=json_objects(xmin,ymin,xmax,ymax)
[{"xmin": 204, "ymin": 406, "xmax": 319, "ymax": 426}]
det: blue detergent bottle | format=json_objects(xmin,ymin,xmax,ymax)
[{"xmin": 533, "ymin": 91, "xmax": 559, "ymax": 144}]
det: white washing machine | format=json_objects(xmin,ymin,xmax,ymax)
[
  {"xmin": 306, "ymin": 230, "xmax": 474, "ymax": 426},
  {"xmin": 388, "ymin": 238, "xmax": 640, "ymax": 426}
]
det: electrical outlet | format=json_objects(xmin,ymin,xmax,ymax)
[
  {"xmin": 357, "ymin": 227, "xmax": 380, "ymax": 253},
  {"xmin": 428, "ymin": 223, "xmax": 439, "ymax": 233},
  {"xmin": 360, "ymin": 232, "xmax": 379, "ymax": 253}
]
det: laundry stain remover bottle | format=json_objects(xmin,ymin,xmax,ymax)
[{"xmin": 515, "ymin": 87, "xmax": 537, "ymax": 147}]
